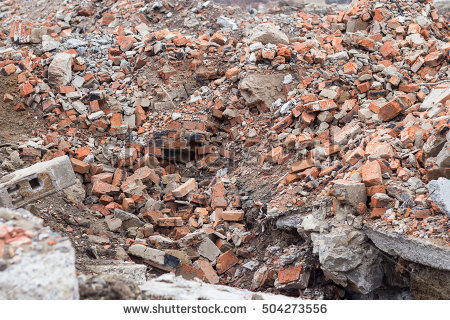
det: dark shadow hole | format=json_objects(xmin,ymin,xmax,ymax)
[{"xmin": 29, "ymin": 177, "xmax": 41, "ymax": 190}]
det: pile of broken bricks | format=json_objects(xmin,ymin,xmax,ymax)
[{"xmin": 0, "ymin": 0, "xmax": 449, "ymax": 298}]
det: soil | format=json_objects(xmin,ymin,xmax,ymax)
[{"xmin": 0, "ymin": 74, "xmax": 46, "ymax": 144}]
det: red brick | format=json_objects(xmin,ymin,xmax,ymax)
[
  {"xmin": 222, "ymin": 210, "xmax": 245, "ymax": 221},
  {"xmin": 75, "ymin": 146, "xmax": 90, "ymax": 160},
  {"xmin": 70, "ymin": 158, "xmax": 90, "ymax": 174},
  {"xmin": 112, "ymin": 168, "xmax": 128, "ymax": 186},
  {"xmin": 225, "ymin": 67, "xmax": 240, "ymax": 80},
  {"xmin": 122, "ymin": 198, "xmax": 135, "ymax": 212},
  {"xmin": 343, "ymin": 62, "xmax": 357, "ymax": 74},
  {"xmin": 196, "ymin": 260, "xmax": 219, "ymax": 284},
  {"xmin": 142, "ymin": 211, "xmax": 163, "ymax": 224},
  {"xmin": 176, "ymin": 263, "xmax": 204, "ymax": 280},
  {"xmin": 92, "ymin": 180, "xmax": 120, "ymax": 195},
  {"xmin": 377, "ymin": 100, "xmax": 402, "ymax": 121},
  {"xmin": 173, "ymin": 35, "xmax": 188, "ymax": 46},
  {"xmin": 20, "ymin": 82, "xmax": 33, "ymax": 97},
  {"xmin": 370, "ymin": 208, "xmax": 386, "ymax": 219},
  {"xmin": 379, "ymin": 41, "xmax": 398, "ymax": 59},
  {"xmin": 289, "ymin": 159, "xmax": 314, "ymax": 173},
  {"xmin": 2, "ymin": 64, "xmax": 16, "ymax": 76},
  {"xmin": 211, "ymin": 197, "xmax": 227, "ymax": 210},
  {"xmin": 216, "ymin": 249, "xmax": 239, "ymax": 274},
  {"xmin": 343, "ymin": 147, "xmax": 365, "ymax": 165},
  {"xmin": 211, "ymin": 32, "xmax": 225, "ymax": 45},
  {"xmin": 172, "ymin": 178, "xmax": 196, "ymax": 198},
  {"xmin": 91, "ymin": 173, "xmax": 113, "ymax": 184},
  {"xmin": 278, "ymin": 264, "xmax": 303, "ymax": 284},
  {"xmin": 116, "ymin": 36, "xmax": 135, "ymax": 52},
  {"xmin": 56, "ymin": 86, "xmax": 75, "ymax": 94},
  {"xmin": 129, "ymin": 166, "xmax": 160, "ymax": 185},
  {"xmin": 358, "ymin": 38, "xmax": 375, "ymax": 51},
  {"xmin": 398, "ymin": 83, "xmax": 418, "ymax": 93},
  {"xmin": 367, "ymin": 185, "xmax": 386, "ymax": 197},
  {"xmin": 262, "ymin": 49, "xmax": 276, "ymax": 60},
  {"xmin": 361, "ymin": 160, "xmax": 382, "ymax": 186},
  {"xmin": 157, "ymin": 217, "xmax": 183, "ymax": 227},
  {"xmin": 357, "ymin": 82, "xmax": 370, "ymax": 93},
  {"xmin": 424, "ymin": 51, "xmax": 443, "ymax": 67},
  {"xmin": 272, "ymin": 115, "xmax": 293, "ymax": 133}
]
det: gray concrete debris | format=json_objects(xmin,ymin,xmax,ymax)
[
  {"xmin": 0, "ymin": 208, "xmax": 78, "ymax": 299},
  {"xmin": 427, "ymin": 178, "xmax": 450, "ymax": 217},
  {"xmin": 436, "ymin": 142, "xmax": 450, "ymax": 169},
  {"xmin": 0, "ymin": 155, "xmax": 76, "ymax": 208},
  {"xmin": 276, "ymin": 213, "xmax": 304, "ymax": 229},
  {"xmin": 300, "ymin": 213, "xmax": 327, "ymax": 232},
  {"xmin": 216, "ymin": 16, "xmax": 237, "ymax": 30},
  {"xmin": 114, "ymin": 208, "xmax": 145, "ymax": 228},
  {"xmin": 84, "ymin": 261, "xmax": 147, "ymax": 284},
  {"xmin": 197, "ymin": 237, "xmax": 221, "ymax": 261},
  {"xmin": 48, "ymin": 53, "xmax": 73, "ymax": 87},
  {"xmin": 248, "ymin": 23, "xmax": 289, "ymax": 45},
  {"xmin": 419, "ymin": 86, "xmax": 450, "ymax": 110},
  {"xmin": 128, "ymin": 244, "xmax": 165, "ymax": 265},
  {"xmin": 239, "ymin": 73, "xmax": 285, "ymax": 111},
  {"xmin": 333, "ymin": 181, "xmax": 367, "ymax": 208},
  {"xmin": 42, "ymin": 35, "xmax": 60, "ymax": 52},
  {"xmin": 364, "ymin": 223, "xmax": 450, "ymax": 270},
  {"xmin": 140, "ymin": 273, "xmax": 295, "ymax": 300},
  {"xmin": 63, "ymin": 178, "xmax": 86, "ymax": 204},
  {"xmin": 311, "ymin": 226, "xmax": 383, "ymax": 294}
]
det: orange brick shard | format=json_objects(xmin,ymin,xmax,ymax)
[
  {"xmin": 377, "ymin": 100, "xmax": 402, "ymax": 121},
  {"xmin": 216, "ymin": 250, "xmax": 239, "ymax": 274},
  {"xmin": 196, "ymin": 260, "xmax": 219, "ymax": 284},
  {"xmin": 70, "ymin": 158, "xmax": 90, "ymax": 174},
  {"xmin": 222, "ymin": 210, "xmax": 245, "ymax": 221},
  {"xmin": 92, "ymin": 180, "xmax": 120, "ymax": 195},
  {"xmin": 278, "ymin": 265, "xmax": 303, "ymax": 284},
  {"xmin": 361, "ymin": 160, "xmax": 382, "ymax": 186}
]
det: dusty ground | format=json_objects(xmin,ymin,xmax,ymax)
[{"xmin": 0, "ymin": 74, "xmax": 46, "ymax": 144}]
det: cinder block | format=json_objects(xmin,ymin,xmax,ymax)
[{"xmin": 0, "ymin": 155, "xmax": 76, "ymax": 208}]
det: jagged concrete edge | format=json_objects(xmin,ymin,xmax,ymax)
[{"xmin": 363, "ymin": 224, "xmax": 450, "ymax": 271}]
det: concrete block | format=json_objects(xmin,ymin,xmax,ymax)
[
  {"xmin": 0, "ymin": 208, "xmax": 78, "ymax": 299},
  {"xmin": 364, "ymin": 223, "xmax": 450, "ymax": 270},
  {"xmin": 84, "ymin": 261, "xmax": 147, "ymax": 284},
  {"xmin": 128, "ymin": 244, "xmax": 165, "ymax": 265},
  {"xmin": 0, "ymin": 156, "xmax": 76, "ymax": 208},
  {"xmin": 140, "ymin": 273, "xmax": 295, "ymax": 300},
  {"xmin": 333, "ymin": 180, "xmax": 367, "ymax": 207}
]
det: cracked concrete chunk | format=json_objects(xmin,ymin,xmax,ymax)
[
  {"xmin": 239, "ymin": 73, "xmax": 285, "ymax": 111},
  {"xmin": 427, "ymin": 178, "xmax": 450, "ymax": 217},
  {"xmin": 84, "ymin": 261, "xmax": 147, "ymax": 285},
  {"xmin": 48, "ymin": 53, "xmax": 73, "ymax": 87},
  {"xmin": 0, "ymin": 208, "xmax": 78, "ymax": 299},
  {"xmin": 333, "ymin": 180, "xmax": 367, "ymax": 208},
  {"xmin": 364, "ymin": 223, "xmax": 450, "ymax": 270},
  {"xmin": 0, "ymin": 156, "xmax": 76, "ymax": 208},
  {"xmin": 128, "ymin": 244, "xmax": 165, "ymax": 265},
  {"xmin": 197, "ymin": 237, "xmax": 221, "ymax": 261},
  {"xmin": 114, "ymin": 208, "xmax": 145, "ymax": 228},
  {"xmin": 248, "ymin": 23, "xmax": 289, "ymax": 45},
  {"xmin": 311, "ymin": 226, "xmax": 383, "ymax": 294}
]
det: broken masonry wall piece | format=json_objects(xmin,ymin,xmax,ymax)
[{"xmin": 0, "ymin": 155, "xmax": 76, "ymax": 208}]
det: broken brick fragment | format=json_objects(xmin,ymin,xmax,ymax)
[
  {"xmin": 377, "ymin": 100, "xmax": 402, "ymax": 121},
  {"xmin": 361, "ymin": 160, "xmax": 383, "ymax": 186},
  {"xmin": 216, "ymin": 250, "xmax": 239, "ymax": 274}
]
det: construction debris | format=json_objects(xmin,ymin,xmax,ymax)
[
  {"xmin": 0, "ymin": 0, "xmax": 448, "ymax": 300},
  {"xmin": 0, "ymin": 208, "xmax": 78, "ymax": 299}
]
